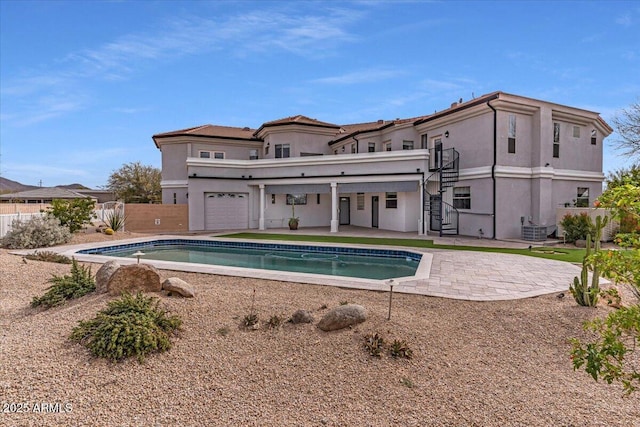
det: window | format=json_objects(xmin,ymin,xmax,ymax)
[
  {"xmin": 275, "ymin": 144, "xmax": 290, "ymax": 158},
  {"xmin": 385, "ymin": 192, "xmax": 397, "ymax": 209},
  {"xmin": 357, "ymin": 193, "xmax": 365, "ymax": 210},
  {"xmin": 573, "ymin": 126, "xmax": 580, "ymax": 138},
  {"xmin": 199, "ymin": 151, "xmax": 224, "ymax": 159},
  {"xmin": 317, "ymin": 194, "xmax": 321, "ymax": 204},
  {"xmin": 453, "ymin": 187, "xmax": 471, "ymax": 209},
  {"xmin": 508, "ymin": 114, "xmax": 516, "ymax": 154},
  {"xmin": 249, "ymin": 149, "xmax": 258, "ymax": 160},
  {"xmin": 421, "ymin": 134, "xmax": 428, "ymax": 149},
  {"xmin": 403, "ymin": 140, "xmax": 414, "ymax": 150},
  {"xmin": 553, "ymin": 122, "xmax": 560, "ymax": 158},
  {"xmin": 271, "ymin": 194, "xmax": 276, "ymax": 204},
  {"xmin": 591, "ymin": 129, "xmax": 597, "ymax": 145},
  {"xmin": 576, "ymin": 187, "xmax": 589, "ymax": 207},
  {"xmin": 368, "ymin": 142, "xmax": 375, "ymax": 152},
  {"xmin": 286, "ymin": 194, "xmax": 307, "ymax": 205},
  {"xmin": 265, "ymin": 144, "xmax": 269, "ymax": 155},
  {"xmin": 351, "ymin": 144, "xmax": 356, "ymax": 153},
  {"xmin": 385, "ymin": 142, "xmax": 392, "ymax": 151},
  {"xmin": 173, "ymin": 192, "xmax": 177, "ymax": 205}
]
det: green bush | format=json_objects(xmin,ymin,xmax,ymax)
[
  {"xmin": 31, "ymin": 259, "xmax": 95, "ymax": 308},
  {"xmin": 364, "ymin": 333, "xmax": 385, "ymax": 357},
  {"xmin": 25, "ymin": 250, "xmax": 72, "ymax": 264},
  {"xmin": 46, "ymin": 198, "xmax": 96, "ymax": 233},
  {"xmin": 560, "ymin": 212, "xmax": 594, "ymax": 242},
  {"xmin": 70, "ymin": 292, "xmax": 182, "ymax": 363},
  {"xmin": 1, "ymin": 216, "xmax": 72, "ymax": 249}
]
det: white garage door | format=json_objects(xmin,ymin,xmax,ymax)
[{"xmin": 205, "ymin": 193, "xmax": 249, "ymax": 230}]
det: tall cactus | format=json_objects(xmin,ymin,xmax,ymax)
[{"xmin": 569, "ymin": 215, "xmax": 609, "ymax": 307}]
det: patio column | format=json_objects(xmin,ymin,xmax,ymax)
[
  {"xmin": 418, "ymin": 179, "xmax": 424, "ymax": 235},
  {"xmin": 258, "ymin": 184, "xmax": 265, "ymax": 230},
  {"xmin": 330, "ymin": 182, "xmax": 338, "ymax": 233}
]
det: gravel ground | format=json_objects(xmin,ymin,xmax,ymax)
[{"xmin": 1, "ymin": 232, "xmax": 639, "ymax": 426}]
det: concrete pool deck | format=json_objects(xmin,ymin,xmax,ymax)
[{"xmin": 15, "ymin": 229, "xmax": 594, "ymax": 301}]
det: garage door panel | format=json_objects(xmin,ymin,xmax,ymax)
[{"xmin": 205, "ymin": 193, "xmax": 248, "ymax": 230}]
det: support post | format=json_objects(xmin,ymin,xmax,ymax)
[
  {"xmin": 258, "ymin": 184, "xmax": 265, "ymax": 230},
  {"xmin": 330, "ymin": 182, "xmax": 338, "ymax": 233}
]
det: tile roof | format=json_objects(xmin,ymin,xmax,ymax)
[
  {"xmin": 0, "ymin": 187, "xmax": 98, "ymax": 200},
  {"xmin": 153, "ymin": 124, "xmax": 259, "ymax": 146},
  {"xmin": 261, "ymin": 115, "xmax": 340, "ymax": 128}
]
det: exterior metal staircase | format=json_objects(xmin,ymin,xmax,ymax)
[{"xmin": 423, "ymin": 147, "xmax": 460, "ymax": 236}]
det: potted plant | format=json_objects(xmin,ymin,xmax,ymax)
[{"xmin": 288, "ymin": 198, "xmax": 299, "ymax": 230}]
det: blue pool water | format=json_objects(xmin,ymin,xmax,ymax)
[{"xmin": 78, "ymin": 239, "xmax": 421, "ymax": 280}]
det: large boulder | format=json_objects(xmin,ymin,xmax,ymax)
[
  {"xmin": 162, "ymin": 277, "xmax": 195, "ymax": 298},
  {"xmin": 317, "ymin": 304, "xmax": 367, "ymax": 331},
  {"xmin": 290, "ymin": 309, "xmax": 314, "ymax": 324},
  {"xmin": 106, "ymin": 264, "xmax": 162, "ymax": 296},
  {"xmin": 95, "ymin": 260, "xmax": 121, "ymax": 294}
]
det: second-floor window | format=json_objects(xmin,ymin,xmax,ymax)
[
  {"xmin": 385, "ymin": 142, "xmax": 392, "ymax": 151},
  {"xmin": 591, "ymin": 129, "xmax": 597, "ymax": 145},
  {"xmin": 553, "ymin": 122, "xmax": 560, "ymax": 158},
  {"xmin": 368, "ymin": 142, "xmax": 375, "ymax": 152},
  {"xmin": 199, "ymin": 151, "xmax": 224, "ymax": 159},
  {"xmin": 275, "ymin": 144, "xmax": 290, "ymax": 158},
  {"xmin": 508, "ymin": 114, "xmax": 516, "ymax": 154},
  {"xmin": 249, "ymin": 149, "xmax": 258, "ymax": 160},
  {"xmin": 351, "ymin": 144, "xmax": 356, "ymax": 153},
  {"xmin": 403, "ymin": 140, "xmax": 414, "ymax": 150}
]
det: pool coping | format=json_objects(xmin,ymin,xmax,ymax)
[{"xmin": 14, "ymin": 235, "xmax": 433, "ymax": 294}]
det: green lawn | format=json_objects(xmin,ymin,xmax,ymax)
[{"xmin": 220, "ymin": 232, "xmax": 586, "ymax": 264}]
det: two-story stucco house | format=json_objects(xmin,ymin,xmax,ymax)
[{"xmin": 152, "ymin": 91, "xmax": 612, "ymax": 239}]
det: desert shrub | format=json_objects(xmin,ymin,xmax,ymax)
[
  {"xmin": 70, "ymin": 292, "xmax": 182, "ymax": 363},
  {"xmin": 364, "ymin": 333, "xmax": 385, "ymax": 357},
  {"xmin": 1, "ymin": 216, "xmax": 71, "ymax": 249},
  {"xmin": 104, "ymin": 208, "xmax": 127, "ymax": 232},
  {"xmin": 46, "ymin": 198, "xmax": 96, "ymax": 233},
  {"xmin": 25, "ymin": 251, "xmax": 72, "ymax": 264},
  {"xmin": 266, "ymin": 315, "xmax": 283, "ymax": 329},
  {"xmin": 389, "ymin": 339, "xmax": 414, "ymax": 359},
  {"xmin": 31, "ymin": 259, "xmax": 95, "ymax": 308},
  {"xmin": 560, "ymin": 212, "xmax": 593, "ymax": 242}
]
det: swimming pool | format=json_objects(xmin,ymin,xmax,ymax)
[{"xmin": 78, "ymin": 239, "xmax": 421, "ymax": 280}]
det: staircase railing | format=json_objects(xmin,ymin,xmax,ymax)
[{"xmin": 423, "ymin": 147, "xmax": 460, "ymax": 236}]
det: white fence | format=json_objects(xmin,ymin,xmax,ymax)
[
  {"xmin": 0, "ymin": 202, "xmax": 122, "ymax": 238},
  {"xmin": 0, "ymin": 212, "xmax": 47, "ymax": 239}
]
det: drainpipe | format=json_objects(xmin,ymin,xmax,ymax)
[
  {"xmin": 487, "ymin": 100, "xmax": 497, "ymax": 239},
  {"xmin": 353, "ymin": 135, "xmax": 359, "ymax": 153}
]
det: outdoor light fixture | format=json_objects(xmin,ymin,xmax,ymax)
[
  {"xmin": 545, "ymin": 163, "xmax": 550, "ymax": 167},
  {"xmin": 444, "ymin": 131, "xmax": 449, "ymax": 138},
  {"xmin": 132, "ymin": 251, "xmax": 145, "ymax": 264}
]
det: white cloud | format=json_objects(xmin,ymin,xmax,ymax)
[
  {"xmin": 616, "ymin": 14, "xmax": 632, "ymax": 26},
  {"xmin": 311, "ymin": 68, "xmax": 405, "ymax": 85},
  {"xmin": 2, "ymin": 6, "xmax": 364, "ymax": 126}
]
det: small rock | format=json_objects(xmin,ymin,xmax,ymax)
[
  {"xmin": 290, "ymin": 309, "xmax": 314, "ymax": 324},
  {"xmin": 574, "ymin": 239, "xmax": 587, "ymax": 248},
  {"xmin": 162, "ymin": 277, "xmax": 195, "ymax": 298},
  {"xmin": 95, "ymin": 260, "xmax": 121, "ymax": 294},
  {"xmin": 317, "ymin": 304, "xmax": 367, "ymax": 331},
  {"xmin": 106, "ymin": 264, "xmax": 162, "ymax": 296}
]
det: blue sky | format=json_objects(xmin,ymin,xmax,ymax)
[{"xmin": 1, "ymin": 0, "xmax": 638, "ymax": 189}]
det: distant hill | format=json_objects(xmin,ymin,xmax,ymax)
[{"xmin": 0, "ymin": 177, "xmax": 91, "ymax": 193}]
